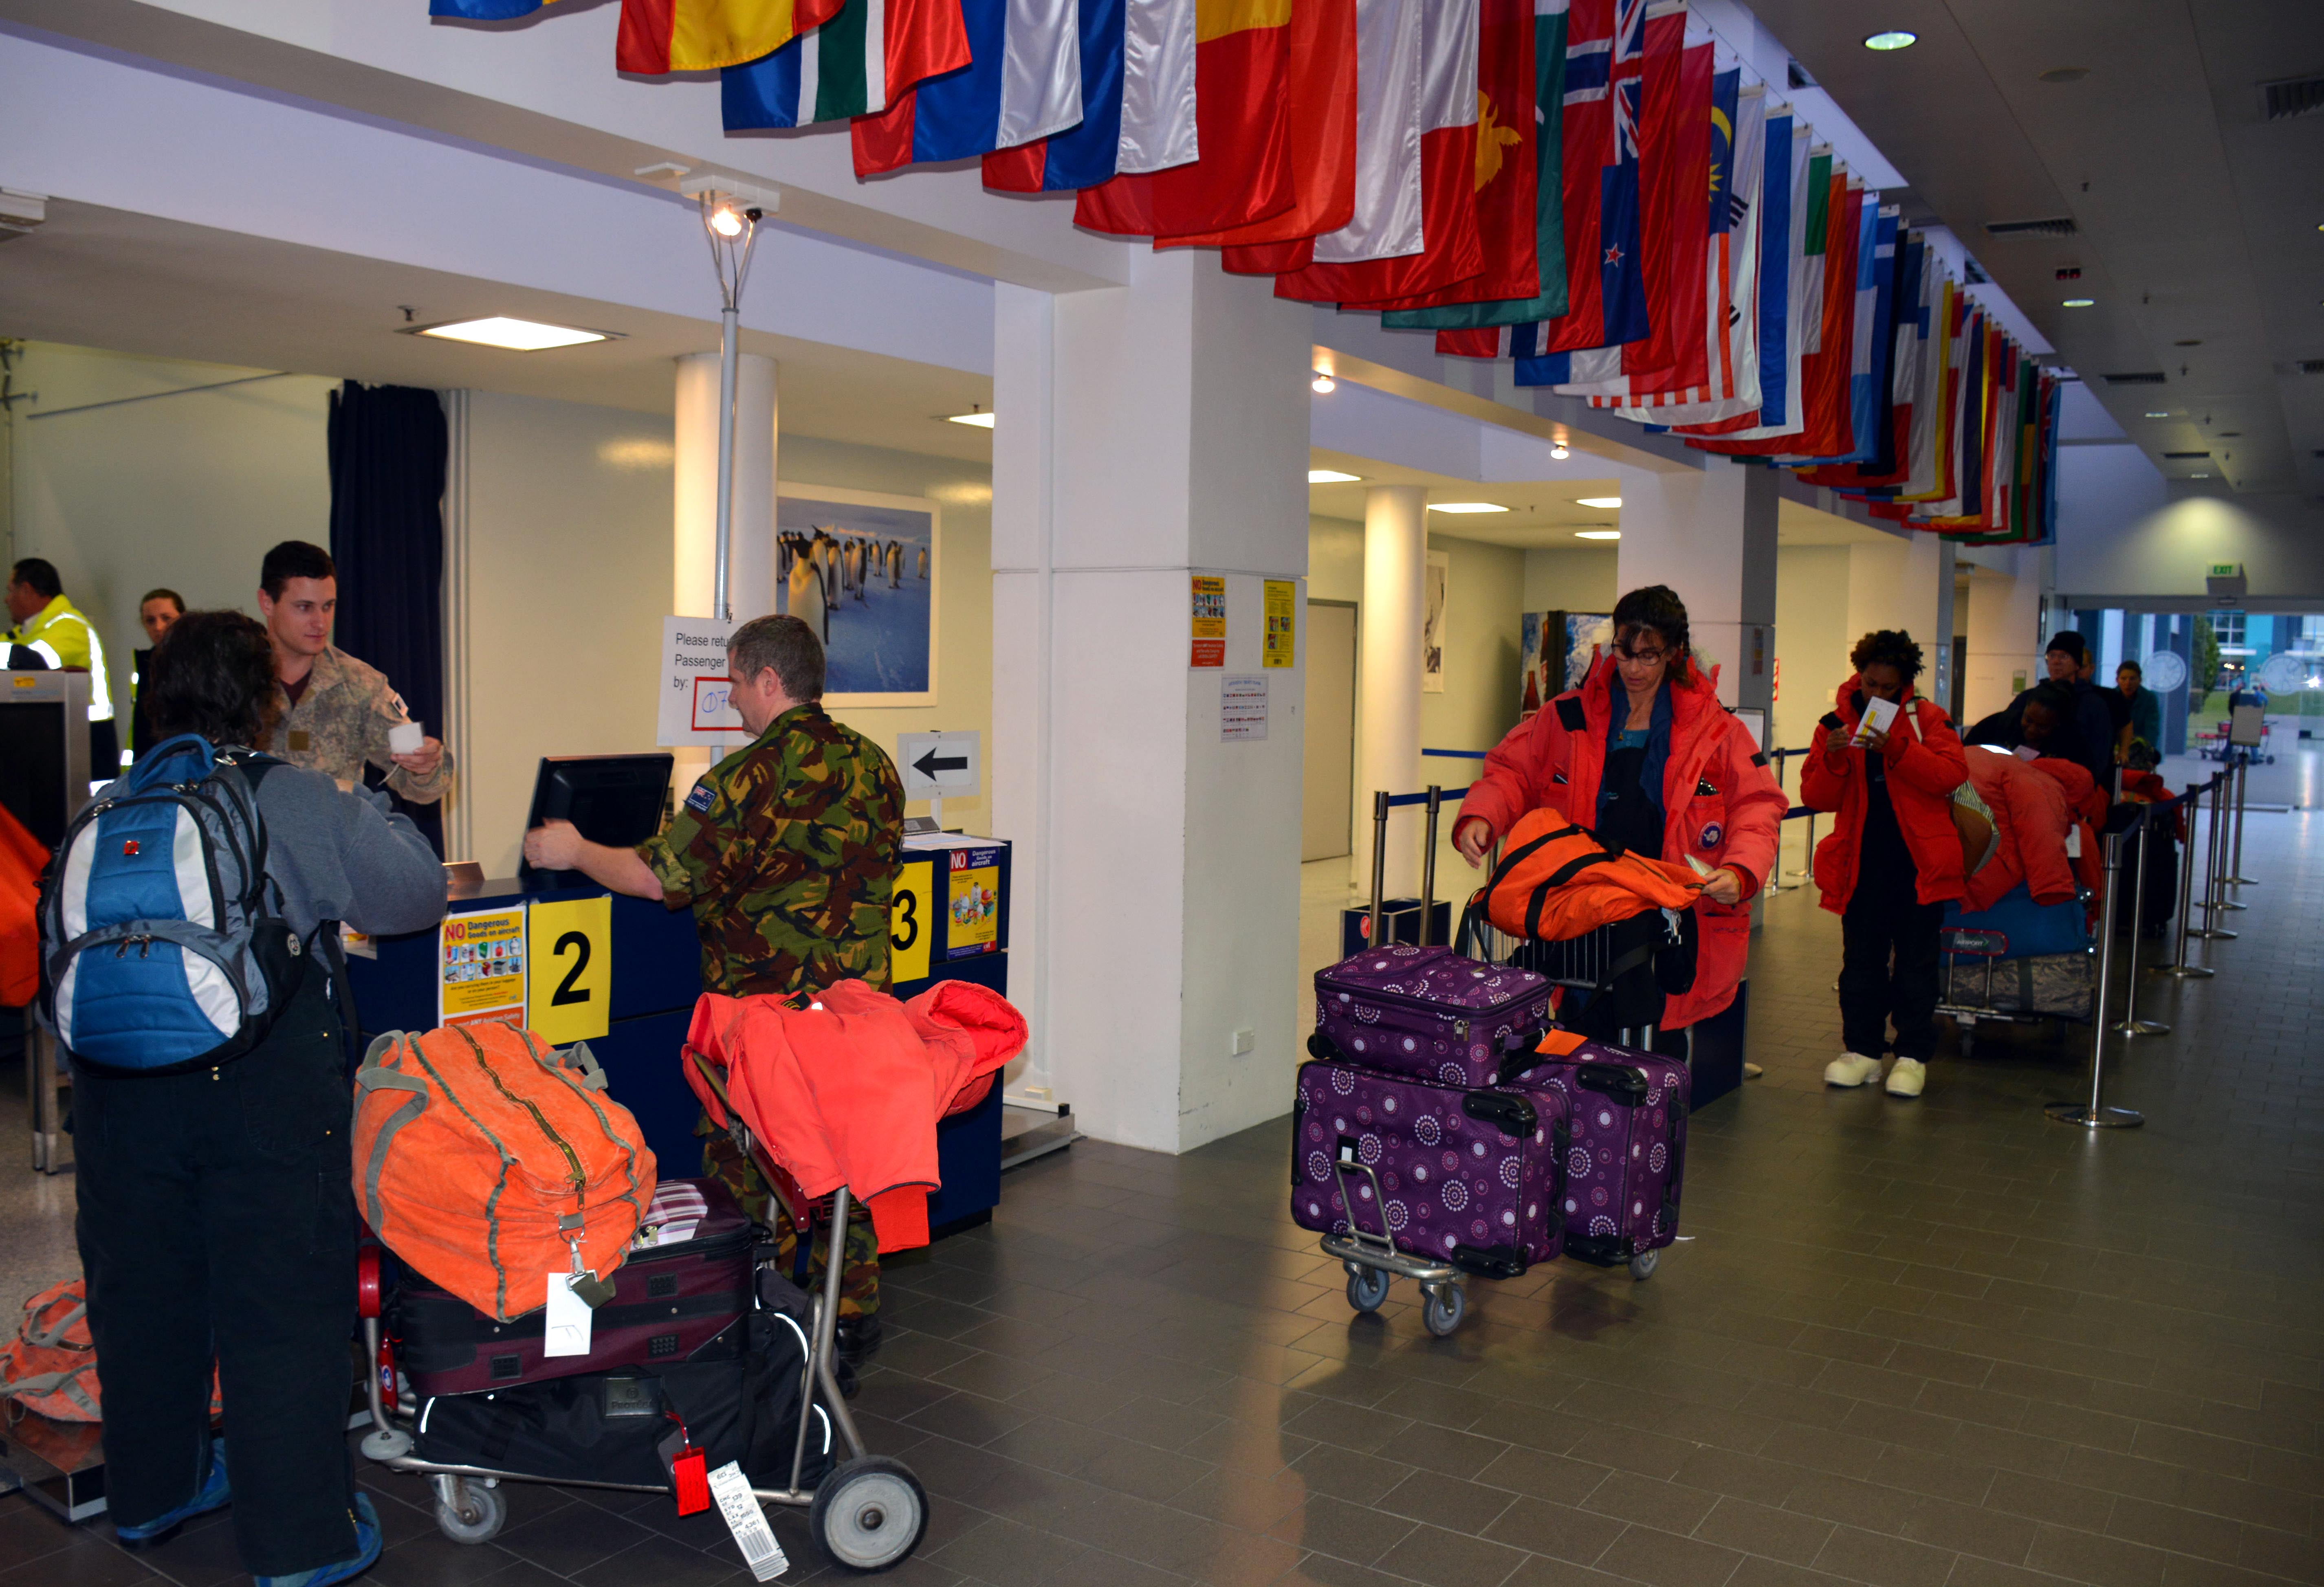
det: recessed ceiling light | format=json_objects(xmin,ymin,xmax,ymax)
[
  {"xmin": 2190, "ymin": 472, "xmax": 2211, "ymax": 478},
  {"xmin": 412, "ymin": 317, "xmax": 610, "ymax": 350},
  {"xmin": 944, "ymin": 409, "xmax": 996, "ymax": 428},
  {"xmin": 1574, "ymin": 496, "xmax": 1623, "ymax": 509},
  {"xmin": 2062, "ymin": 298, "xmax": 2095, "ymax": 308},
  {"xmin": 2145, "ymin": 411, "xmax": 2170, "ymax": 419},
  {"xmin": 1430, "ymin": 502, "xmax": 1509, "ymax": 514},
  {"xmin": 1862, "ymin": 30, "xmax": 1917, "ymax": 51},
  {"xmin": 1308, "ymin": 469, "xmax": 1363, "ymax": 484},
  {"xmin": 1574, "ymin": 530, "xmax": 1622, "ymax": 540}
]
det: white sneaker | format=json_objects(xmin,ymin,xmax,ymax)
[
  {"xmin": 1885, "ymin": 1057, "xmax": 1927, "ymax": 1098},
  {"xmin": 1824, "ymin": 1053, "xmax": 1882, "ymax": 1088}
]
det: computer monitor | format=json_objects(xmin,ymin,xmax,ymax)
[{"xmin": 518, "ymin": 753, "xmax": 675, "ymax": 891}]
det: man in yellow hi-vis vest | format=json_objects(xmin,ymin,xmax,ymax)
[{"xmin": 7, "ymin": 557, "xmax": 118, "ymax": 774}]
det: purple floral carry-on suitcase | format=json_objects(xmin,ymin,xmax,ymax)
[
  {"xmin": 1290, "ymin": 1059, "xmax": 1570, "ymax": 1280},
  {"xmin": 1519, "ymin": 1039, "xmax": 1688, "ymax": 1277},
  {"xmin": 1309, "ymin": 945, "xmax": 1554, "ymax": 1088}
]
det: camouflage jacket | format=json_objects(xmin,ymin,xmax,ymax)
[
  {"xmin": 639, "ymin": 703, "xmax": 905, "ymax": 997},
  {"xmin": 271, "ymin": 645, "xmax": 455, "ymax": 804}
]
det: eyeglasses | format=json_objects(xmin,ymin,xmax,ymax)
[{"xmin": 1615, "ymin": 646, "xmax": 1669, "ymax": 665}]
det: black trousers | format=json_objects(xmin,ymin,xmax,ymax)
[
  {"xmin": 72, "ymin": 961, "xmax": 361, "ymax": 1576},
  {"xmin": 1840, "ymin": 887, "xmax": 1945, "ymax": 1063}
]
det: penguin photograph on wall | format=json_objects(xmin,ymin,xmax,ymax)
[{"xmin": 775, "ymin": 485, "xmax": 939, "ymax": 706}]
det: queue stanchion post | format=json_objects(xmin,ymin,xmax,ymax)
[
  {"xmin": 1765, "ymin": 750, "xmax": 1789, "ymax": 895},
  {"xmin": 2212, "ymin": 757, "xmax": 2248, "ymax": 912},
  {"xmin": 2190, "ymin": 772, "xmax": 2236, "ymax": 941},
  {"xmin": 1367, "ymin": 791, "xmax": 1390, "ymax": 948},
  {"xmin": 2113, "ymin": 804, "xmax": 2168, "ymax": 1037},
  {"xmin": 2228, "ymin": 751, "xmax": 2257, "ymax": 887},
  {"xmin": 2047, "ymin": 829, "xmax": 2144, "ymax": 1129},
  {"xmin": 2154, "ymin": 786, "xmax": 2213, "ymax": 980},
  {"xmin": 1790, "ymin": 809, "xmax": 1818, "ymax": 880},
  {"xmin": 1419, "ymin": 785, "xmax": 1442, "ymax": 947}
]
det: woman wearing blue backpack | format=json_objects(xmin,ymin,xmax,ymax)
[{"xmin": 52, "ymin": 611, "xmax": 445, "ymax": 1585}]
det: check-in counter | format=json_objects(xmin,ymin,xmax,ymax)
[{"xmin": 342, "ymin": 832, "xmax": 1012, "ymax": 1236}]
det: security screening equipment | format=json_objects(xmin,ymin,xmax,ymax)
[{"xmin": 0, "ymin": 670, "xmax": 93, "ymax": 849}]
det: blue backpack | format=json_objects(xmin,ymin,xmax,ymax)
[{"xmin": 40, "ymin": 734, "xmax": 308, "ymax": 1073}]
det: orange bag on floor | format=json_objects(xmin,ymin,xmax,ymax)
[
  {"xmin": 1475, "ymin": 809, "xmax": 1705, "ymax": 942},
  {"xmin": 353, "ymin": 1023, "xmax": 657, "ymax": 1322},
  {"xmin": 0, "ymin": 1279, "xmax": 223, "ymax": 1425}
]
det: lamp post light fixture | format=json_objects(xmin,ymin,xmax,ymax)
[{"xmin": 677, "ymin": 174, "xmax": 780, "ymax": 623}]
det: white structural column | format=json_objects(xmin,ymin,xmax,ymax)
[
  {"xmin": 673, "ymin": 351, "xmax": 778, "ymax": 778},
  {"xmin": 1616, "ymin": 457, "xmax": 1778, "ymax": 719},
  {"xmin": 1359, "ymin": 485, "xmax": 1428, "ymax": 898},
  {"xmin": 1963, "ymin": 545, "xmax": 2044, "ymax": 724},
  {"xmin": 990, "ymin": 253, "xmax": 1311, "ymax": 1154}
]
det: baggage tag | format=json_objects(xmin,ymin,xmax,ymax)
[
  {"xmin": 707, "ymin": 1461, "xmax": 788, "ymax": 1579},
  {"xmin": 544, "ymin": 1273, "xmax": 593, "ymax": 1357},
  {"xmin": 666, "ymin": 1416, "xmax": 711, "ymax": 1517}
]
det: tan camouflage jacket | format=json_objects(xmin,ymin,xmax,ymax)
[
  {"xmin": 271, "ymin": 644, "xmax": 454, "ymax": 803},
  {"xmin": 639, "ymin": 703, "xmax": 905, "ymax": 998}
]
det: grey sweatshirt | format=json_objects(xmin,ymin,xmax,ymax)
[{"xmin": 93, "ymin": 756, "xmax": 447, "ymax": 941}]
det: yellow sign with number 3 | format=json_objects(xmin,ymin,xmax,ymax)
[
  {"xmin": 527, "ymin": 896, "xmax": 611, "ymax": 1044},
  {"xmin": 889, "ymin": 861, "xmax": 933, "ymax": 987}
]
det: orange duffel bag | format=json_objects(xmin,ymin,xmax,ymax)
[
  {"xmin": 1473, "ymin": 808, "xmax": 1706, "ymax": 942},
  {"xmin": 354, "ymin": 1023, "xmax": 658, "ymax": 1322}
]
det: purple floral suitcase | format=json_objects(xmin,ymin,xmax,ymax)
[
  {"xmin": 1519, "ymin": 1041, "xmax": 1688, "ymax": 1274},
  {"xmin": 1290, "ymin": 1059, "xmax": 1570, "ymax": 1277},
  {"xmin": 1309, "ymin": 945, "xmax": 1555, "ymax": 1089}
]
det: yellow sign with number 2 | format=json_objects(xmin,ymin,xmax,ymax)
[{"xmin": 528, "ymin": 895, "xmax": 611, "ymax": 1044}]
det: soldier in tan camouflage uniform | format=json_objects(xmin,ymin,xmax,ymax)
[
  {"xmin": 257, "ymin": 542, "xmax": 453, "ymax": 801},
  {"xmin": 523, "ymin": 614, "xmax": 904, "ymax": 1357}
]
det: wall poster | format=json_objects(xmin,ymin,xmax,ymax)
[
  {"xmin": 1190, "ymin": 575, "xmax": 1226, "ymax": 667},
  {"xmin": 1262, "ymin": 580, "xmax": 1296, "ymax": 668},
  {"xmin": 439, "ymin": 906, "xmax": 527, "ymax": 1029},
  {"xmin": 775, "ymin": 485, "xmax": 938, "ymax": 706},
  {"xmin": 1422, "ymin": 550, "xmax": 1449, "ymax": 693}
]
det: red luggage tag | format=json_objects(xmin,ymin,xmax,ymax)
[{"xmin": 669, "ymin": 1416, "xmax": 711, "ymax": 1517}]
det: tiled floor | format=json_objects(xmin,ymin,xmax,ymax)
[{"xmin": 3, "ymin": 814, "xmax": 2318, "ymax": 1587}]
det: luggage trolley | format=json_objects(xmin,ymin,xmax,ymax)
[
  {"xmin": 356, "ymin": 1050, "xmax": 929, "ymax": 1575},
  {"xmin": 1319, "ymin": 1145, "xmax": 1470, "ymax": 1338},
  {"xmin": 1934, "ymin": 887, "xmax": 2097, "ymax": 1057}
]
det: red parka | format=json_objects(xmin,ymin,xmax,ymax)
[
  {"xmin": 1455, "ymin": 656, "xmax": 1785, "ymax": 1029},
  {"xmin": 1800, "ymin": 675, "xmax": 1969, "ymax": 914}
]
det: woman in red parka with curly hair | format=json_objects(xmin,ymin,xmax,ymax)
[
  {"xmin": 1454, "ymin": 585, "xmax": 1786, "ymax": 1051},
  {"xmin": 1800, "ymin": 630, "xmax": 1967, "ymax": 1099}
]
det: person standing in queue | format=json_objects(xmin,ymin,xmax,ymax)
[
  {"xmin": 6, "ymin": 557, "xmax": 119, "ymax": 775},
  {"xmin": 255, "ymin": 542, "xmax": 452, "ymax": 804},
  {"xmin": 1453, "ymin": 585, "xmax": 1786, "ymax": 1054},
  {"xmin": 522, "ymin": 615, "xmax": 905, "ymax": 1361},
  {"xmin": 2115, "ymin": 659, "xmax": 2161, "ymax": 763},
  {"xmin": 68, "ymin": 611, "xmax": 446, "ymax": 1587},
  {"xmin": 1802, "ymin": 632, "xmax": 1967, "ymax": 1099},
  {"xmin": 128, "ymin": 587, "xmax": 186, "ymax": 762}
]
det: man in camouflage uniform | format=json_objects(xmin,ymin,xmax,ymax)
[
  {"xmin": 523, "ymin": 614, "xmax": 904, "ymax": 1357},
  {"xmin": 257, "ymin": 541, "xmax": 453, "ymax": 800}
]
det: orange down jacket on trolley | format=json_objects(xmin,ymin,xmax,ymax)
[
  {"xmin": 1958, "ymin": 748, "xmax": 2094, "ymax": 914},
  {"xmin": 684, "ymin": 978, "xmax": 1028, "ymax": 1255},
  {"xmin": 1455, "ymin": 655, "xmax": 1785, "ymax": 1029},
  {"xmin": 1474, "ymin": 807, "xmax": 1705, "ymax": 941}
]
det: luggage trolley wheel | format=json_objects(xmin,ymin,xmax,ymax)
[
  {"xmin": 812, "ymin": 1455, "xmax": 930, "ymax": 1573},
  {"xmin": 1345, "ymin": 1262, "xmax": 1391, "ymax": 1314},
  {"xmin": 1419, "ymin": 1282, "xmax": 1466, "ymax": 1338},
  {"xmin": 433, "ymin": 1477, "xmax": 506, "ymax": 1544},
  {"xmin": 1627, "ymin": 1248, "xmax": 1660, "ymax": 1281}
]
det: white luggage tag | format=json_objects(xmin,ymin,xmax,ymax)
[
  {"xmin": 544, "ymin": 1273, "xmax": 593, "ymax": 1357},
  {"xmin": 708, "ymin": 1461, "xmax": 788, "ymax": 1578}
]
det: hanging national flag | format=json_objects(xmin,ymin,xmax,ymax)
[
  {"xmin": 1276, "ymin": 0, "xmax": 1484, "ymax": 305},
  {"xmin": 1670, "ymin": 112, "xmax": 1803, "ymax": 440},
  {"xmin": 1347, "ymin": 0, "xmax": 1537, "ymax": 312},
  {"xmin": 1776, "ymin": 180, "xmax": 1882, "ymax": 465},
  {"xmin": 1602, "ymin": 77, "xmax": 1763, "ymax": 422},
  {"xmin": 1384, "ymin": 0, "xmax": 1569, "ymax": 330},
  {"xmin": 1075, "ymin": 0, "xmax": 1298, "ymax": 237},
  {"xmin": 724, "ymin": 0, "xmax": 909, "ymax": 128},
  {"xmin": 1437, "ymin": 322, "xmax": 1547, "ymax": 357},
  {"xmin": 982, "ymin": 0, "xmax": 1125, "ymax": 189},
  {"xmin": 620, "ymin": 0, "xmax": 848, "ymax": 73},
  {"xmin": 1171, "ymin": 0, "xmax": 1360, "ymax": 258},
  {"xmin": 431, "ymin": 0, "xmax": 552, "ymax": 16},
  {"xmin": 852, "ymin": 0, "xmax": 1083, "ymax": 174}
]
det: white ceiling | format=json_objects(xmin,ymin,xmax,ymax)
[
  {"xmin": 0, "ymin": 200, "xmax": 998, "ymax": 463},
  {"xmin": 1751, "ymin": 0, "xmax": 2324, "ymax": 499}
]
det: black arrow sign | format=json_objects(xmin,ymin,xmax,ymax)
[{"xmin": 913, "ymin": 748, "xmax": 969, "ymax": 780}]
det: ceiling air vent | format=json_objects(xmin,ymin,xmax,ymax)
[
  {"xmin": 2261, "ymin": 75, "xmax": 2324, "ymax": 121},
  {"xmin": 1984, "ymin": 217, "xmax": 2079, "ymax": 239},
  {"xmin": 2163, "ymin": 452, "xmax": 2212, "ymax": 460},
  {"xmin": 2103, "ymin": 371, "xmax": 2168, "ymax": 386},
  {"xmin": 2298, "ymin": 359, "xmax": 2324, "ymax": 375}
]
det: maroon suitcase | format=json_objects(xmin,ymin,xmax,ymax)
[
  {"xmin": 396, "ymin": 1179, "xmax": 758, "ymax": 1398},
  {"xmin": 1291, "ymin": 1059, "xmax": 1570, "ymax": 1278},
  {"xmin": 1518, "ymin": 1040, "xmax": 1688, "ymax": 1275},
  {"xmin": 1310, "ymin": 945, "xmax": 1554, "ymax": 1088}
]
